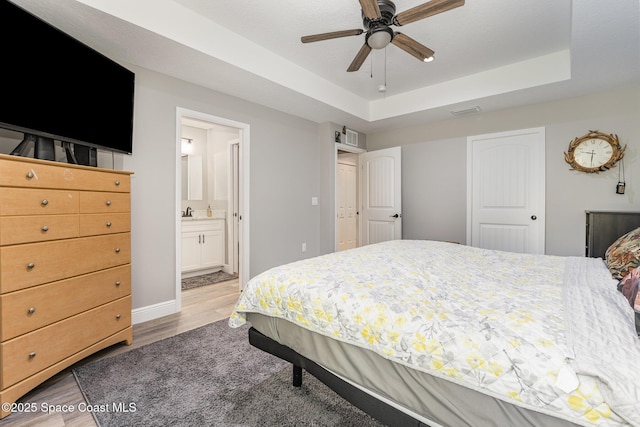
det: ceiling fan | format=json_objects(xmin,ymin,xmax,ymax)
[{"xmin": 301, "ymin": 0, "xmax": 465, "ymax": 72}]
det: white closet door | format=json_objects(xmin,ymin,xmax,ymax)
[
  {"xmin": 468, "ymin": 127, "xmax": 545, "ymax": 254},
  {"xmin": 337, "ymin": 162, "xmax": 357, "ymax": 251}
]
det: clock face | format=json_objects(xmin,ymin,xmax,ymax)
[
  {"xmin": 564, "ymin": 130, "xmax": 625, "ymax": 173},
  {"xmin": 573, "ymin": 138, "xmax": 614, "ymax": 169}
]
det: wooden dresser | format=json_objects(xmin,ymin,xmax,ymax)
[{"xmin": 0, "ymin": 154, "xmax": 133, "ymax": 418}]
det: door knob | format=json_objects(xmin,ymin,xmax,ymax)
[
  {"xmin": 390, "ymin": 213, "xmax": 400, "ymax": 218},
  {"xmin": 531, "ymin": 215, "xmax": 537, "ymax": 220}
]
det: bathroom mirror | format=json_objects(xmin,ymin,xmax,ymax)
[{"xmin": 181, "ymin": 154, "xmax": 203, "ymax": 201}]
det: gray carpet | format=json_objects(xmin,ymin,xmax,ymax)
[
  {"xmin": 181, "ymin": 271, "xmax": 237, "ymax": 290},
  {"xmin": 73, "ymin": 319, "xmax": 384, "ymax": 426}
]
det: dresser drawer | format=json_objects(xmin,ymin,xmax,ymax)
[
  {"xmin": 80, "ymin": 170, "xmax": 130, "ymax": 193},
  {"xmin": 0, "ymin": 158, "xmax": 131, "ymax": 192},
  {"xmin": 0, "ymin": 296, "xmax": 131, "ymax": 389},
  {"xmin": 0, "ymin": 215, "xmax": 78, "ymax": 245},
  {"xmin": 0, "ymin": 234, "xmax": 131, "ymax": 293},
  {"xmin": 79, "ymin": 213, "xmax": 130, "ymax": 236},
  {"xmin": 0, "ymin": 265, "xmax": 130, "ymax": 341},
  {"xmin": 79, "ymin": 192, "xmax": 130, "ymax": 213},
  {"xmin": 0, "ymin": 188, "xmax": 79, "ymax": 216}
]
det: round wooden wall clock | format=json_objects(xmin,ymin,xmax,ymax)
[{"xmin": 564, "ymin": 130, "xmax": 626, "ymax": 173}]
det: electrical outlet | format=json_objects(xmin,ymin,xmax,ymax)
[{"xmin": 302, "ymin": 243, "xmax": 307, "ymax": 252}]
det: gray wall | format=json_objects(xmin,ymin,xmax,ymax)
[
  {"xmin": 366, "ymin": 85, "xmax": 640, "ymax": 256},
  {"xmin": 116, "ymin": 66, "xmax": 322, "ymax": 310},
  {"xmin": 401, "ymin": 137, "xmax": 468, "ymax": 245},
  {"xmin": 4, "ymin": 61, "xmax": 635, "ymax": 316},
  {"xmin": 0, "ymin": 64, "xmax": 366, "ymax": 317},
  {"xmin": 318, "ymin": 122, "xmax": 367, "ymax": 255}
]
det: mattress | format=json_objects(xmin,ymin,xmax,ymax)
[
  {"xmin": 230, "ymin": 240, "xmax": 640, "ymax": 426},
  {"xmin": 248, "ymin": 312, "xmax": 580, "ymax": 427}
]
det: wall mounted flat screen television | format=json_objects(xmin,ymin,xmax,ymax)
[{"xmin": 0, "ymin": 0, "xmax": 135, "ymax": 161}]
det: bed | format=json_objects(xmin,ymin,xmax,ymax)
[{"xmin": 229, "ymin": 238, "xmax": 640, "ymax": 427}]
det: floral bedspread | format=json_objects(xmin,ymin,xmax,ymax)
[{"xmin": 229, "ymin": 240, "xmax": 640, "ymax": 426}]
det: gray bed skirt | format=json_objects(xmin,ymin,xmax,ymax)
[{"xmin": 247, "ymin": 313, "xmax": 582, "ymax": 427}]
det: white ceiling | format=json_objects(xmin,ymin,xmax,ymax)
[{"xmin": 10, "ymin": 0, "xmax": 640, "ymax": 133}]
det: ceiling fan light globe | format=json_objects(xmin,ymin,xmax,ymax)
[
  {"xmin": 424, "ymin": 55, "xmax": 434, "ymax": 62},
  {"xmin": 366, "ymin": 27, "xmax": 393, "ymax": 49}
]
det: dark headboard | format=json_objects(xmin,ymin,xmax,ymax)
[{"xmin": 585, "ymin": 211, "xmax": 640, "ymax": 258}]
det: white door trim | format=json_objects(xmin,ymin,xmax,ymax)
[
  {"xmin": 227, "ymin": 139, "xmax": 240, "ymax": 276},
  {"xmin": 175, "ymin": 108, "xmax": 250, "ymax": 314}
]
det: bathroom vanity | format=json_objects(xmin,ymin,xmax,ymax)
[{"xmin": 181, "ymin": 218, "xmax": 225, "ymax": 277}]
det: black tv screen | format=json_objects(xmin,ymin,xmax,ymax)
[{"xmin": 0, "ymin": 0, "xmax": 135, "ymax": 155}]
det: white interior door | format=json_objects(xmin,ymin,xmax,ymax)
[
  {"xmin": 467, "ymin": 127, "xmax": 545, "ymax": 254},
  {"xmin": 359, "ymin": 146, "xmax": 402, "ymax": 246},
  {"xmin": 337, "ymin": 162, "xmax": 357, "ymax": 251}
]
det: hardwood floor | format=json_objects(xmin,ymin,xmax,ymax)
[{"xmin": 0, "ymin": 280, "xmax": 241, "ymax": 427}]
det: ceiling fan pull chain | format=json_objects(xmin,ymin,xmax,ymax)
[
  {"xmin": 370, "ymin": 52, "xmax": 373, "ymax": 78},
  {"xmin": 384, "ymin": 46, "xmax": 387, "ymax": 87}
]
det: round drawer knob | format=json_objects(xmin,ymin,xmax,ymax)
[
  {"xmin": 115, "ymin": 248, "xmax": 121, "ymax": 253},
  {"xmin": 28, "ymin": 307, "xmax": 36, "ymax": 314},
  {"xmin": 27, "ymin": 262, "xmax": 35, "ymax": 269},
  {"xmin": 106, "ymin": 200, "xmax": 112, "ymax": 206},
  {"xmin": 115, "ymin": 281, "xmax": 121, "ymax": 287},
  {"xmin": 106, "ymin": 222, "xmax": 112, "ymax": 227},
  {"xmin": 115, "ymin": 314, "xmax": 121, "ymax": 320},
  {"xmin": 26, "ymin": 171, "xmax": 34, "ymax": 179},
  {"xmin": 41, "ymin": 199, "xmax": 49, "ymax": 206},
  {"xmin": 41, "ymin": 225, "xmax": 49, "ymax": 232},
  {"xmin": 29, "ymin": 352, "xmax": 36, "ymax": 359},
  {"xmin": 115, "ymin": 180, "xmax": 120, "ymax": 186}
]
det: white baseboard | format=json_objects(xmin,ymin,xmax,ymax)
[{"xmin": 131, "ymin": 299, "xmax": 179, "ymax": 325}]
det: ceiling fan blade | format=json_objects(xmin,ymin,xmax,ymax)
[
  {"xmin": 347, "ymin": 43, "xmax": 372, "ymax": 72},
  {"xmin": 359, "ymin": 0, "xmax": 382, "ymax": 20},
  {"xmin": 301, "ymin": 29, "xmax": 364, "ymax": 43},
  {"xmin": 394, "ymin": 0, "xmax": 465, "ymax": 26},
  {"xmin": 391, "ymin": 32, "xmax": 435, "ymax": 62}
]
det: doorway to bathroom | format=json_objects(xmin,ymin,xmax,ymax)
[{"xmin": 175, "ymin": 108, "xmax": 250, "ymax": 311}]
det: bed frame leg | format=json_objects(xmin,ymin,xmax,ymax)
[{"xmin": 292, "ymin": 364, "xmax": 302, "ymax": 387}]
